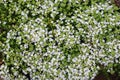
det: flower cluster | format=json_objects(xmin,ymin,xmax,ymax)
[{"xmin": 0, "ymin": 0, "xmax": 120, "ymax": 79}]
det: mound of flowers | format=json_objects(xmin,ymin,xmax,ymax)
[{"xmin": 0, "ymin": 0, "xmax": 120, "ymax": 79}]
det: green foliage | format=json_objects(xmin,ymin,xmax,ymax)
[{"xmin": 0, "ymin": 0, "xmax": 120, "ymax": 80}]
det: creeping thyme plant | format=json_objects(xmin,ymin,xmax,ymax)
[{"xmin": 0, "ymin": 0, "xmax": 120, "ymax": 80}]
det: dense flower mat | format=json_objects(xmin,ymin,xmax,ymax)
[{"xmin": 0, "ymin": 0, "xmax": 120, "ymax": 80}]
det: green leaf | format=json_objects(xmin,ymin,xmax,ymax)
[{"xmin": 29, "ymin": 44, "xmax": 34, "ymax": 51}]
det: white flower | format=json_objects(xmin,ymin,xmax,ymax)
[
  {"xmin": 35, "ymin": 18, "xmax": 41, "ymax": 23},
  {"xmin": 24, "ymin": 44, "xmax": 28, "ymax": 49}
]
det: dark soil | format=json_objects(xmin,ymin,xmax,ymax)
[
  {"xmin": 0, "ymin": 77, "xmax": 4, "ymax": 80},
  {"xmin": 114, "ymin": 0, "xmax": 120, "ymax": 8},
  {"xmin": 93, "ymin": 71, "xmax": 120, "ymax": 80}
]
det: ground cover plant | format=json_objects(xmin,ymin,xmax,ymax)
[{"xmin": 0, "ymin": 0, "xmax": 120, "ymax": 80}]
